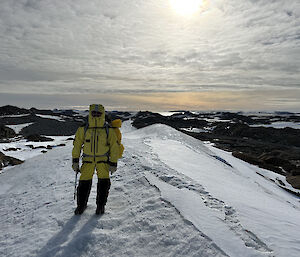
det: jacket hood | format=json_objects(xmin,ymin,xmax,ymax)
[
  {"xmin": 111, "ymin": 119, "xmax": 122, "ymax": 128},
  {"xmin": 88, "ymin": 104, "xmax": 105, "ymax": 127}
]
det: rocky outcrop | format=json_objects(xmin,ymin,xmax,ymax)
[
  {"xmin": 212, "ymin": 123, "xmax": 300, "ymax": 147},
  {"xmin": 0, "ymin": 151, "xmax": 24, "ymax": 170},
  {"xmin": 0, "ymin": 113, "xmax": 83, "ymax": 136},
  {"xmin": 25, "ymin": 134, "xmax": 54, "ymax": 142},
  {"xmin": 132, "ymin": 111, "xmax": 207, "ymax": 129},
  {"xmin": 109, "ymin": 111, "xmax": 133, "ymax": 121},
  {"xmin": 286, "ymin": 176, "xmax": 300, "ymax": 189},
  {"xmin": 3, "ymin": 147, "xmax": 21, "ymax": 151},
  {"xmin": 0, "ymin": 125, "xmax": 16, "ymax": 139},
  {"xmin": 216, "ymin": 112, "xmax": 257, "ymax": 124},
  {"xmin": 0, "ymin": 105, "xmax": 29, "ymax": 116},
  {"xmin": 20, "ymin": 119, "xmax": 83, "ymax": 136}
]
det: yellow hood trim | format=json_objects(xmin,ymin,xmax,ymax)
[{"xmin": 111, "ymin": 119, "xmax": 122, "ymax": 128}]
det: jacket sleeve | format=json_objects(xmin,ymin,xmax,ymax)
[
  {"xmin": 72, "ymin": 127, "xmax": 84, "ymax": 160},
  {"xmin": 108, "ymin": 128, "xmax": 119, "ymax": 164}
]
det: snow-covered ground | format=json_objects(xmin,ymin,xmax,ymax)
[
  {"xmin": 6, "ymin": 123, "xmax": 34, "ymax": 134},
  {"xmin": 35, "ymin": 114, "xmax": 66, "ymax": 121},
  {"xmin": 0, "ymin": 136, "xmax": 71, "ymax": 163},
  {"xmin": 0, "ymin": 121, "xmax": 299, "ymax": 257}
]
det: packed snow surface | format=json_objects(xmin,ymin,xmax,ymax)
[{"xmin": 0, "ymin": 121, "xmax": 299, "ymax": 257}]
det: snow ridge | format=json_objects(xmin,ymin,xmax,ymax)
[
  {"xmin": 0, "ymin": 121, "xmax": 299, "ymax": 257},
  {"xmin": 134, "ymin": 141, "xmax": 274, "ymax": 256}
]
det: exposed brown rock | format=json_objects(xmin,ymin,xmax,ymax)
[
  {"xmin": 25, "ymin": 134, "xmax": 54, "ymax": 142},
  {"xmin": 0, "ymin": 125, "xmax": 16, "ymax": 139},
  {"xmin": 0, "ymin": 151, "xmax": 24, "ymax": 170},
  {"xmin": 286, "ymin": 176, "xmax": 300, "ymax": 189}
]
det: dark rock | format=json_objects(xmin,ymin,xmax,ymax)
[
  {"xmin": 0, "ymin": 125, "xmax": 16, "ymax": 139},
  {"xmin": 0, "ymin": 105, "xmax": 29, "ymax": 116},
  {"xmin": 0, "ymin": 113, "xmax": 38, "ymax": 126},
  {"xmin": 170, "ymin": 111, "xmax": 198, "ymax": 119},
  {"xmin": 232, "ymin": 151, "xmax": 261, "ymax": 166},
  {"xmin": 132, "ymin": 111, "xmax": 165, "ymax": 129},
  {"xmin": 26, "ymin": 144, "xmax": 34, "ymax": 149},
  {"xmin": 25, "ymin": 134, "xmax": 54, "ymax": 142},
  {"xmin": 132, "ymin": 111, "xmax": 207, "ymax": 130},
  {"xmin": 108, "ymin": 111, "xmax": 133, "ymax": 121},
  {"xmin": 0, "ymin": 109, "xmax": 83, "ymax": 136},
  {"xmin": 32, "ymin": 146, "xmax": 47, "ymax": 149},
  {"xmin": 276, "ymin": 178, "xmax": 286, "ymax": 186},
  {"xmin": 3, "ymin": 147, "xmax": 21, "ymax": 151},
  {"xmin": 46, "ymin": 145, "xmax": 53, "ymax": 149},
  {"xmin": 20, "ymin": 119, "xmax": 82, "ymax": 136},
  {"xmin": 29, "ymin": 107, "xmax": 54, "ymax": 116},
  {"xmin": 0, "ymin": 151, "xmax": 24, "ymax": 170},
  {"xmin": 212, "ymin": 123, "xmax": 300, "ymax": 147},
  {"xmin": 216, "ymin": 112, "xmax": 256, "ymax": 124},
  {"xmin": 290, "ymin": 169, "xmax": 300, "ymax": 176},
  {"xmin": 41, "ymin": 150, "xmax": 47, "ymax": 153},
  {"xmin": 57, "ymin": 143, "xmax": 66, "ymax": 147},
  {"xmin": 66, "ymin": 137, "xmax": 74, "ymax": 141},
  {"xmin": 258, "ymin": 153, "xmax": 287, "ymax": 166},
  {"xmin": 286, "ymin": 176, "xmax": 300, "ymax": 189}
]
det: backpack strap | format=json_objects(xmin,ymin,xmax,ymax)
[
  {"xmin": 83, "ymin": 119, "xmax": 110, "ymax": 141},
  {"xmin": 105, "ymin": 122, "xmax": 110, "ymax": 141}
]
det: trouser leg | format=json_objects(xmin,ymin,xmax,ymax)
[
  {"xmin": 75, "ymin": 179, "xmax": 92, "ymax": 215},
  {"xmin": 96, "ymin": 178, "xmax": 111, "ymax": 214}
]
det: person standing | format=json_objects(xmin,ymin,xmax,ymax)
[{"xmin": 72, "ymin": 104, "xmax": 119, "ymax": 215}]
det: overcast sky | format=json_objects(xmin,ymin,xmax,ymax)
[{"xmin": 0, "ymin": 0, "xmax": 299, "ymax": 111}]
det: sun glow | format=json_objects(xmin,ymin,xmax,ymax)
[{"xmin": 169, "ymin": 0, "xmax": 204, "ymax": 16}]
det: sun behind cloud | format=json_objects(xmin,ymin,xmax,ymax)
[{"xmin": 169, "ymin": 0, "xmax": 204, "ymax": 16}]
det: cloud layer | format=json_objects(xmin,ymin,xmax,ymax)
[{"xmin": 0, "ymin": 0, "xmax": 299, "ymax": 107}]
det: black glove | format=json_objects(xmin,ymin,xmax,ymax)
[
  {"xmin": 108, "ymin": 161, "xmax": 117, "ymax": 175},
  {"xmin": 72, "ymin": 158, "xmax": 80, "ymax": 172}
]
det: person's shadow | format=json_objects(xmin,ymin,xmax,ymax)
[{"xmin": 37, "ymin": 214, "xmax": 101, "ymax": 257}]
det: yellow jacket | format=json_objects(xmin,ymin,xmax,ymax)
[{"xmin": 72, "ymin": 104, "xmax": 119, "ymax": 164}]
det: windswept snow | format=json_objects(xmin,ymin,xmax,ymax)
[
  {"xmin": 35, "ymin": 114, "xmax": 66, "ymax": 121},
  {"xmin": 0, "ymin": 114, "xmax": 29, "ymax": 118},
  {"xmin": 0, "ymin": 121, "xmax": 299, "ymax": 257}
]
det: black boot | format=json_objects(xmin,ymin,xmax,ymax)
[
  {"xmin": 74, "ymin": 180, "xmax": 92, "ymax": 215},
  {"xmin": 96, "ymin": 178, "xmax": 111, "ymax": 215}
]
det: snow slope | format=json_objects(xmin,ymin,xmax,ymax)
[
  {"xmin": 0, "ymin": 121, "xmax": 299, "ymax": 257},
  {"xmin": 0, "ymin": 136, "xmax": 71, "ymax": 162}
]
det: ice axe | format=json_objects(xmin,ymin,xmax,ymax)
[{"xmin": 74, "ymin": 169, "xmax": 80, "ymax": 200}]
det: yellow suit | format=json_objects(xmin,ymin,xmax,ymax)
[{"xmin": 72, "ymin": 104, "xmax": 119, "ymax": 180}]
